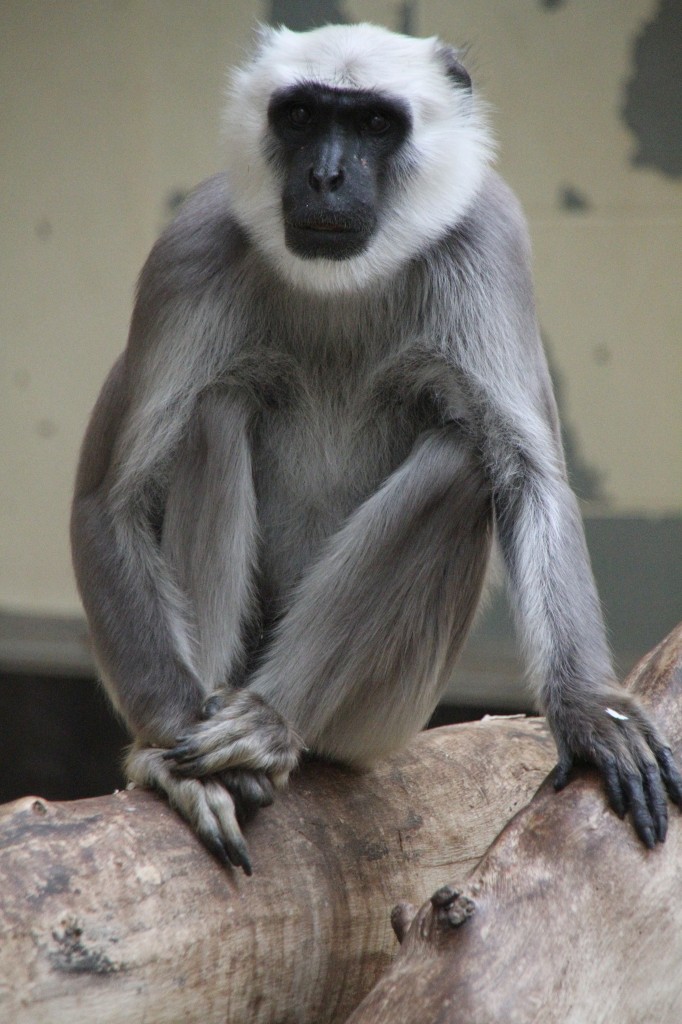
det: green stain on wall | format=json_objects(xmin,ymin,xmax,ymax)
[{"xmin": 622, "ymin": 0, "xmax": 682, "ymax": 177}]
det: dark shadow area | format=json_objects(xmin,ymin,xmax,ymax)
[
  {"xmin": 0, "ymin": 673, "xmax": 128, "ymax": 804},
  {"xmin": 427, "ymin": 703, "xmax": 530, "ymax": 728},
  {"xmin": 0, "ymin": 670, "xmax": 525, "ymax": 803}
]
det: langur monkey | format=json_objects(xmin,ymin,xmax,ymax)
[{"xmin": 72, "ymin": 23, "xmax": 682, "ymax": 874}]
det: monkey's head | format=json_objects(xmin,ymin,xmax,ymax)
[{"xmin": 224, "ymin": 23, "xmax": 493, "ymax": 294}]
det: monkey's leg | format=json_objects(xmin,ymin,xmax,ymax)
[
  {"xmin": 160, "ymin": 388, "xmax": 260, "ymax": 691},
  {"xmin": 170, "ymin": 424, "xmax": 493, "ymax": 775}
]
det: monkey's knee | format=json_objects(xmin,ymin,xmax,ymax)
[{"xmin": 413, "ymin": 423, "xmax": 490, "ymax": 497}]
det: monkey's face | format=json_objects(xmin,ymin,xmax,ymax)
[
  {"xmin": 267, "ymin": 84, "xmax": 411, "ymax": 262},
  {"xmin": 224, "ymin": 24, "xmax": 492, "ymax": 293}
]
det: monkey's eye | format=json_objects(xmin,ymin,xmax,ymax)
[
  {"xmin": 288, "ymin": 104, "xmax": 313, "ymax": 127},
  {"xmin": 364, "ymin": 112, "xmax": 391, "ymax": 135}
]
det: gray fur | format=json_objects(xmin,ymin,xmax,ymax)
[{"xmin": 72, "ymin": 26, "xmax": 680, "ymax": 866}]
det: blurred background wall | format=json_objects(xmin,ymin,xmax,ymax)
[{"xmin": 1, "ymin": 0, "xmax": 680, "ymax": 798}]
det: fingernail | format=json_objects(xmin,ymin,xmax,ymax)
[
  {"xmin": 235, "ymin": 845, "xmax": 253, "ymax": 876},
  {"xmin": 642, "ymin": 827, "xmax": 655, "ymax": 849}
]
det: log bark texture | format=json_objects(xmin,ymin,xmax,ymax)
[
  {"xmin": 348, "ymin": 623, "xmax": 682, "ymax": 1024},
  {"xmin": 0, "ymin": 713, "xmax": 555, "ymax": 1024}
]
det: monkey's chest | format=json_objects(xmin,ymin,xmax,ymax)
[
  {"xmin": 251, "ymin": 381, "xmax": 433, "ymax": 605},
  {"xmin": 254, "ymin": 389, "xmax": 404, "ymax": 524}
]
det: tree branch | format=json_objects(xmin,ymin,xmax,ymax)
[{"xmin": 0, "ymin": 710, "xmax": 554, "ymax": 1023}]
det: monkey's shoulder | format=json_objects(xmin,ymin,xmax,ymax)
[
  {"xmin": 427, "ymin": 170, "xmax": 535, "ymax": 323},
  {"xmin": 135, "ymin": 175, "xmax": 248, "ymax": 304},
  {"xmin": 439, "ymin": 170, "xmax": 532, "ymax": 268}
]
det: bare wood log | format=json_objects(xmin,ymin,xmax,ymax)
[
  {"xmin": 347, "ymin": 623, "xmax": 682, "ymax": 1024},
  {"xmin": 0, "ymin": 712, "xmax": 554, "ymax": 1024}
]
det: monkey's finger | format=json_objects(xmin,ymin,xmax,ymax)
[
  {"xmin": 189, "ymin": 807, "xmax": 252, "ymax": 873},
  {"xmin": 650, "ymin": 743, "xmax": 682, "ymax": 807},
  {"xmin": 166, "ymin": 738, "xmax": 249, "ymax": 767},
  {"xmin": 169, "ymin": 718, "xmax": 251, "ymax": 753},
  {"xmin": 232, "ymin": 844, "xmax": 253, "ymax": 876},
  {"xmin": 601, "ymin": 756, "xmax": 627, "ymax": 820},
  {"xmin": 620, "ymin": 768, "xmax": 657, "ymax": 849},
  {"xmin": 164, "ymin": 727, "xmax": 265, "ymax": 768},
  {"xmin": 201, "ymin": 832, "xmax": 230, "ymax": 865},
  {"xmin": 641, "ymin": 761, "xmax": 668, "ymax": 843},
  {"xmin": 164, "ymin": 737, "xmax": 251, "ymax": 770},
  {"xmin": 171, "ymin": 753, "xmax": 238, "ymax": 777},
  {"xmin": 202, "ymin": 832, "xmax": 252, "ymax": 875},
  {"xmin": 201, "ymin": 692, "xmax": 228, "ymax": 719},
  {"xmin": 222, "ymin": 770, "xmax": 275, "ymax": 827},
  {"xmin": 203, "ymin": 780, "xmax": 253, "ymax": 875},
  {"xmin": 163, "ymin": 743, "xmax": 197, "ymax": 763},
  {"xmin": 219, "ymin": 832, "xmax": 252, "ymax": 875},
  {"xmin": 223, "ymin": 770, "xmax": 275, "ymax": 808}
]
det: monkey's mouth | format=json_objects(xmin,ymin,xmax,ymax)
[
  {"xmin": 288, "ymin": 217, "xmax": 359, "ymax": 234},
  {"xmin": 284, "ymin": 217, "xmax": 370, "ymax": 260}
]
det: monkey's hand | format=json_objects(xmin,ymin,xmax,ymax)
[
  {"xmin": 164, "ymin": 688, "xmax": 301, "ymax": 840},
  {"xmin": 127, "ymin": 692, "xmax": 301, "ymax": 875},
  {"xmin": 549, "ymin": 688, "xmax": 682, "ymax": 848},
  {"xmin": 164, "ymin": 689, "xmax": 302, "ymax": 784}
]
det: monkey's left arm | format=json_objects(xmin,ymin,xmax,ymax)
[
  {"xmin": 486, "ymin": 405, "xmax": 682, "ymax": 847},
  {"xmin": 454, "ymin": 178, "xmax": 682, "ymax": 847}
]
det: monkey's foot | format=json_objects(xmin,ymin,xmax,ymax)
[
  {"xmin": 163, "ymin": 689, "xmax": 301, "ymax": 784},
  {"xmin": 550, "ymin": 689, "xmax": 682, "ymax": 848},
  {"xmin": 220, "ymin": 768, "xmax": 275, "ymax": 827},
  {"xmin": 126, "ymin": 745, "xmax": 253, "ymax": 874}
]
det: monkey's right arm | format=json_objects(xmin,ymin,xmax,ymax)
[{"xmin": 69, "ymin": 366, "xmax": 221, "ymax": 869}]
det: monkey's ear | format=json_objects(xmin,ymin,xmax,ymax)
[{"xmin": 436, "ymin": 44, "xmax": 472, "ymax": 92}]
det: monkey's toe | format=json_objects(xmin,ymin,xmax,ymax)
[{"xmin": 221, "ymin": 769, "xmax": 275, "ymax": 827}]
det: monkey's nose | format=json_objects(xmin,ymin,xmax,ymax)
[{"xmin": 308, "ymin": 166, "xmax": 344, "ymax": 193}]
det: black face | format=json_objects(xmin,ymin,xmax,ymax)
[{"xmin": 267, "ymin": 83, "xmax": 411, "ymax": 260}]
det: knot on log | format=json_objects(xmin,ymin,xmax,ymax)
[
  {"xmin": 430, "ymin": 885, "xmax": 476, "ymax": 928},
  {"xmin": 390, "ymin": 902, "xmax": 416, "ymax": 943}
]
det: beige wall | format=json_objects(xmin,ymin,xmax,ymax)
[{"xmin": 1, "ymin": 0, "xmax": 680, "ymax": 619}]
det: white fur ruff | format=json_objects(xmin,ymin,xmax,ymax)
[{"xmin": 223, "ymin": 23, "xmax": 494, "ymax": 294}]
